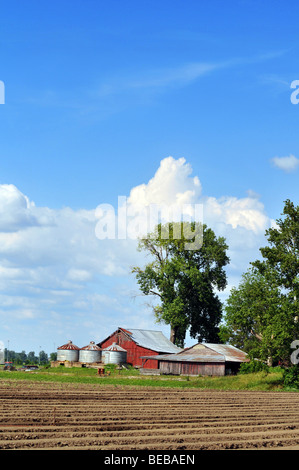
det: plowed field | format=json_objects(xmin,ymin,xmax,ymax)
[{"xmin": 0, "ymin": 380, "xmax": 299, "ymax": 450}]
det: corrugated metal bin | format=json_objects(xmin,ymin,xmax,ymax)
[
  {"xmin": 57, "ymin": 340, "xmax": 80, "ymax": 362},
  {"xmin": 79, "ymin": 341, "xmax": 102, "ymax": 363},
  {"xmin": 102, "ymin": 342, "xmax": 127, "ymax": 364}
]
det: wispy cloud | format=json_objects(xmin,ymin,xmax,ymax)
[
  {"xmin": 18, "ymin": 50, "xmax": 285, "ymax": 119},
  {"xmin": 271, "ymin": 154, "xmax": 299, "ymax": 173},
  {"xmin": 97, "ymin": 51, "xmax": 285, "ymax": 98},
  {"xmin": 97, "ymin": 62, "xmax": 218, "ymax": 97}
]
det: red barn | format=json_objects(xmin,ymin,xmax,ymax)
[{"xmin": 97, "ymin": 327, "xmax": 181, "ymax": 369}]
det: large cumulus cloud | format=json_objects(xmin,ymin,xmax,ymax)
[{"xmin": 0, "ymin": 157, "xmax": 272, "ymax": 351}]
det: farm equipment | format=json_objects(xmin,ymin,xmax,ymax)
[{"xmin": 3, "ymin": 361, "xmax": 15, "ymax": 371}]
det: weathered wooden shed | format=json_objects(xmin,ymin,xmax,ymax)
[
  {"xmin": 141, "ymin": 343, "xmax": 249, "ymax": 376},
  {"xmin": 97, "ymin": 327, "xmax": 181, "ymax": 368}
]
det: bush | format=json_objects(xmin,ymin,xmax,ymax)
[
  {"xmin": 239, "ymin": 360, "xmax": 269, "ymax": 374},
  {"xmin": 283, "ymin": 365, "xmax": 299, "ymax": 389}
]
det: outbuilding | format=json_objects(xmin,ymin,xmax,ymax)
[
  {"xmin": 141, "ymin": 342, "xmax": 249, "ymax": 376},
  {"xmin": 97, "ymin": 327, "xmax": 181, "ymax": 368}
]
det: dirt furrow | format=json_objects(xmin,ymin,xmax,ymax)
[
  {"xmin": 2, "ymin": 427, "xmax": 299, "ymax": 450},
  {"xmin": 0, "ymin": 420, "xmax": 298, "ymax": 443}
]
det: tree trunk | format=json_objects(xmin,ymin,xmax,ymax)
[
  {"xmin": 170, "ymin": 325, "xmax": 186, "ymax": 348},
  {"xmin": 170, "ymin": 326, "xmax": 176, "ymax": 344}
]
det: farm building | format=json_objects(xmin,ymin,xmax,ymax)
[
  {"xmin": 141, "ymin": 342, "xmax": 249, "ymax": 376},
  {"xmin": 97, "ymin": 327, "xmax": 181, "ymax": 368}
]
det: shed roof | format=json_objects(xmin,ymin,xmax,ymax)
[
  {"xmin": 141, "ymin": 343, "xmax": 249, "ymax": 363},
  {"xmin": 98, "ymin": 327, "xmax": 181, "ymax": 354},
  {"xmin": 203, "ymin": 343, "xmax": 249, "ymax": 362}
]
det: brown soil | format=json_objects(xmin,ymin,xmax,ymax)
[{"xmin": 0, "ymin": 380, "xmax": 299, "ymax": 450}]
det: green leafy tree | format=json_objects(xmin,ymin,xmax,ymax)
[
  {"xmin": 252, "ymin": 199, "xmax": 299, "ymax": 309},
  {"xmin": 18, "ymin": 350, "xmax": 27, "ymax": 363},
  {"xmin": 220, "ymin": 268, "xmax": 296, "ymax": 364},
  {"xmin": 50, "ymin": 352, "xmax": 57, "ymax": 362},
  {"xmin": 132, "ymin": 222, "xmax": 229, "ymax": 347},
  {"xmin": 27, "ymin": 351, "xmax": 38, "ymax": 364},
  {"xmin": 222, "ymin": 200, "xmax": 299, "ymax": 365},
  {"xmin": 39, "ymin": 350, "xmax": 49, "ymax": 364}
]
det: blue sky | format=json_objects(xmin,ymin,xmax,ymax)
[{"xmin": 0, "ymin": 0, "xmax": 299, "ymax": 355}]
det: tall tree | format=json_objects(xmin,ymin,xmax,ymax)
[
  {"xmin": 222, "ymin": 200, "xmax": 299, "ymax": 365},
  {"xmin": 252, "ymin": 199, "xmax": 299, "ymax": 319},
  {"xmin": 220, "ymin": 268, "xmax": 296, "ymax": 364},
  {"xmin": 132, "ymin": 222, "xmax": 229, "ymax": 347}
]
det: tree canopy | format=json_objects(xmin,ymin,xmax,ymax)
[
  {"xmin": 132, "ymin": 221, "xmax": 229, "ymax": 347},
  {"xmin": 221, "ymin": 200, "xmax": 299, "ymax": 365},
  {"xmin": 220, "ymin": 268, "xmax": 297, "ymax": 364},
  {"xmin": 252, "ymin": 199, "xmax": 299, "ymax": 302}
]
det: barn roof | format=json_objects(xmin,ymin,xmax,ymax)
[
  {"xmin": 126, "ymin": 328, "xmax": 182, "ymax": 353},
  {"xmin": 141, "ymin": 343, "xmax": 249, "ymax": 363},
  {"xmin": 98, "ymin": 327, "xmax": 181, "ymax": 354}
]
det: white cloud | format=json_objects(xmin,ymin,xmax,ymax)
[
  {"xmin": 202, "ymin": 195, "xmax": 269, "ymax": 234},
  {"xmin": 271, "ymin": 154, "xmax": 299, "ymax": 173},
  {"xmin": 67, "ymin": 269, "xmax": 92, "ymax": 282},
  {"xmin": 0, "ymin": 184, "xmax": 38, "ymax": 231},
  {"xmin": 126, "ymin": 158, "xmax": 271, "ymax": 285},
  {"xmin": 127, "ymin": 156, "xmax": 270, "ymax": 236},
  {"xmin": 128, "ymin": 156, "xmax": 201, "ymax": 207}
]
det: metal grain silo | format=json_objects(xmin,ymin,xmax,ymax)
[
  {"xmin": 57, "ymin": 340, "xmax": 80, "ymax": 362},
  {"xmin": 79, "ymin": 341, "xmax": 102, "ymax": 363},
  {"xmin": 102, "ymin": 342, "xmax": 127, "ymax": 365}
]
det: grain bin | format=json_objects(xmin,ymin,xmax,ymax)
[
  {"xmin": 102, "ymin": 342, "xmax": 127, "ymax": 365},
  {"xmin": 79, "ymin": 341, "xmax": 102, "ymax": 363},
  {"xmin": 57, "ymin": 340, "xmax": 80, "ymax": 362}
]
